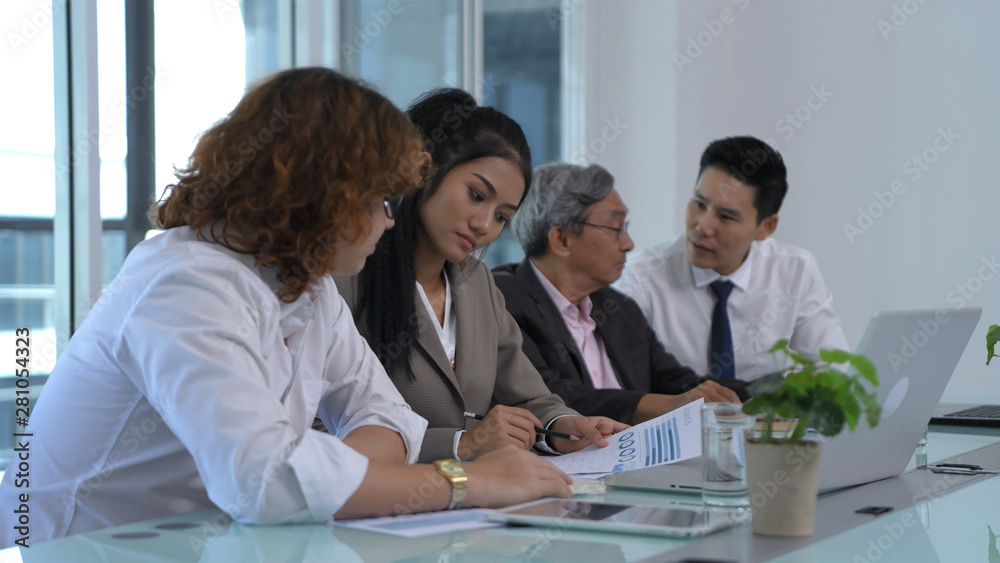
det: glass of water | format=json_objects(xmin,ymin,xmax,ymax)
[{"xmin": 701, "ymin": 402, "xmax": 754, "ymax": 507}]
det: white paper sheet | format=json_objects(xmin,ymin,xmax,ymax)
[
  {"xmin": 548, "ymin": 399, "xmax": 704, "ymax": 477},
  {"xmin": 331, "ymin": 508, "xmax": 502, "ymax": 538}
]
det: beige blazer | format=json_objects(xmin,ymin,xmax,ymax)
[{"xmin": 336, "ymin": 260, "xmax": 577, "ymax": 462}]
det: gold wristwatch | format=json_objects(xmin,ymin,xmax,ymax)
[{"xmin": 434, "ymin": 459, "xmax": 468, "ymax": 510}]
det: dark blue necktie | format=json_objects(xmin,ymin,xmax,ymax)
[{"xmin": 709, "ymin": 280, "xmax": 735, "ymax": 379}]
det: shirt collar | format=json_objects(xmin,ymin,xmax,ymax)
[
  {"xmin": 529, "ymin": 260, "xmax": 594, "ymax": 322},
  {"xmin": 690, "ymin": 240, "xmax": 756, "ymax": 292}
]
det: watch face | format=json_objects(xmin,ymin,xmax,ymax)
[{"xmin": 438, "ymin": 460, "xmax": 465, "ymax": 477}]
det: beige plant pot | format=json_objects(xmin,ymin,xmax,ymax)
[{"xmin": 745, "ymin": 440, "xmax": 823, "ymax": 536}]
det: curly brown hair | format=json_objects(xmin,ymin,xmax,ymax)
[{"xmin": 151, "ymin": 67, "xmax": 424, "ymax": 302}]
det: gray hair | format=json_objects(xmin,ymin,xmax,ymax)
[{"xmin": 512, "ymin": 162, "xmax": 615, "ymax": 258}]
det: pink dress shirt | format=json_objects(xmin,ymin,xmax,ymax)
[{"xmin": 530, "ymin": 261, "xmax": 621, "ymax": 390}]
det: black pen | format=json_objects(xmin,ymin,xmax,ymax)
[{"xmin": 463, "ymin": 411, "xmax": 580, "ymax": 441}]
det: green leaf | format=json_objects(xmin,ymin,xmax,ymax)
[
  {"xmin": 784, "ymin": 348, "xmax": 812, "ymax": 366},
  {"xmin": 819, "ymin": 349, "xmax": 852, "ymax": 364},
  {"xmin": 751, "ymin": 336, "xmax": 882, "ymax": 443},
  {"xmin": 747, "ymin": 372, "xmax": 785, "ymax": 396},
  {"xmin": 842, "ymin": 395, "xmax": 860, "ymax": 431},
  {"xmin": 768, "ymin": 339, "xmax": 790, "ymax": 354},
  {"xmin": 741, "ymin": 397, "xmax": 766, "ymax": 415},
  {"xmin": 849, "ymin": 354, "xmax": 879, "ymax": 386},
  {"xmin": 868, "ymin": 405, "xmax": 882, "ymax": 427},
  {"xmin": 987, "ymin": 324, "xmax": 999, "ymax": 366},
  {"xmin": 769, "ymin": 339, "xmax": 813, "ymax": 366}
]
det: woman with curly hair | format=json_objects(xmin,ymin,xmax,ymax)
[
  {"xmin": 0, "ymin": 68, "xmax": 572, "ymax": 548},
  {"xmin": 338, "ymin": 89, "xmax": 629, "ymax": 464}
]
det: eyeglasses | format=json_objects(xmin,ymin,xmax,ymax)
[
  {"xmin": 574, "ymin": 220, "xmax": 630, "ymax": 241},
  {"xmin": 383, "ymin": 196, "xmax": 404, "ymax": 220}
]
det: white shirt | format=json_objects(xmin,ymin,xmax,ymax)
[
  {"xmin": 0, "ymin": 227, "xmax": 427, "ymax": 547},
  {"xmin": 416, "ymin": 276, "xmax": 457, "ymax": 366},
  {"xmin": 415, "ymin": 277, "xmax": 466, "ymax": 459},
  {"xmin": 616, "ymin": 236, "xmax": 848, "ymax": 381}
]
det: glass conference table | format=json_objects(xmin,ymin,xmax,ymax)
[{"xmin": 2, "ymin": 429, "xmax": 997, "ymax": 563}]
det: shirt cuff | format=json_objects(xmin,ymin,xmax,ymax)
[
  {"xmin": 286, "ymin": 431, "xmax": 370, "ymax": 522},
  {"xmin": 534, "ymin": 414, "xmax": 573, "ymax": 455},
  {"xmin": 452, "ymin": 430, "xmax": 466, "ymax": 461}
]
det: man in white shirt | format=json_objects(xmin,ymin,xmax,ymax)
[{"xmin": 617, "ymin": 136, "xmax": 848, "ymax": 382}]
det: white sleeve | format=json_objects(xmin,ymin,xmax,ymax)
[
  {"xmin": 790, "ymin": 254, "xmax": 850, "ymax": 357},
  {"xmin": 616, "ymin": 260, "xmax": 654, "ymax": 322},
  {"xmin": 315, "ymin": 291, "xmax": 427, "ymax": 464},
  {"xmin": 117, "ymin": 262, "xmax": 371, "ymax": 524}
]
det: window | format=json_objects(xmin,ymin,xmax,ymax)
[
  {"xmin": 481, "ymin": 0, "xmax": 561, "ymax": 267},
  {"xmin": 0, "ymin": 0, "xmax": 57, "ymax": 466},
  {"xmin": 0, "ymin": 0, "xmax": 565, "ymax": 468},
  {"xmin": 0, "ymin": 0, "xmax": 291, "ymax": 470},
  {"xmin": 337, "ymin": 0, "xmax": 462, "ymax": 108}
]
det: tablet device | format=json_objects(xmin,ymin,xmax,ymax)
[{"xmin": 486, "ymin": 499, "xmax": 749, "ymax": 538}]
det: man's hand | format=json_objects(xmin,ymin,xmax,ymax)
[
  {"xmin": 632, "ymin": 381, "xmax": 740, "ymax": 424},
  {"xmin": 684, "ymin": 380, "xmax": 740, "ymax": 403}
]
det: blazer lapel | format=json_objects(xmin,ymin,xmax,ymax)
[
  {"xmin": 411, "ymin": 280, "xmax": 461, "ymax": 393},
  {"xmin": 451, "ymin": 261, "xmax": 478, "ymax": 393},
  {"xmin": 516, "ymin": 259, "xmax": 590, "ymax": 382}
]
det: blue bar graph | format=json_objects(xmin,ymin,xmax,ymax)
[{"xmin": 642, "ymin": 418, "xmax": 683, "ymax": 466}]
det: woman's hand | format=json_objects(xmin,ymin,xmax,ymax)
[
  {"xmin": 548, "ymin": 416, "xmax": 630, "ymax": 453},
  {"xmin": 457, "ymin": 405, "xmax": 543, "ymax": 460},
  {"xmin": 463, "ymin": 446, "xmax": 572, "ymax": 507}
]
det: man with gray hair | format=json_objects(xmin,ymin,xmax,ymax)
[{"xmin": 493, "ymin": 163, "xmax": 745, "ymax": 424}]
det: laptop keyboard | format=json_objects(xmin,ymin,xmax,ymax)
[{"xmin": 944, "ymin": 404, "xmax": 1000, "ymax": 419}]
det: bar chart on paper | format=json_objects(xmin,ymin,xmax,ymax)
[
  {"xmin": 547, "ymin": 399, "xmax": 703, "ymax": 477},
  {"xmin": 643, "ymin": 417, "xmax": 683, "ymax": 466}
]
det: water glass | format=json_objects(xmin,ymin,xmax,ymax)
[{"xmin": 702, "ymin": 402, "xmax": 754, "ymax": 507}]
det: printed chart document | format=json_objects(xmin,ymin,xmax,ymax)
[{"xmin": 548, "ymin": 399, "xmax": 703, "ymax": 477}]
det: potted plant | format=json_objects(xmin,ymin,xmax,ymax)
[
  {"xmin": 740, "ymin": 339, "xmax": 882, "ymax": 536},
  {"xmin": 987, "ymin": 324, "xmax": 999, "ymax": 365}
]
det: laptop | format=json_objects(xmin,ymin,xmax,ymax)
[
  {"xmin": 930, "ymin": 402, "xmax": 1000, "ymax": 428},
  {"xmin": 605, "ymin": 307, "xmax": 983, "ymax": 495}
]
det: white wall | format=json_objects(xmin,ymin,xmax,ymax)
[{"xmin": 584, "ymin": 0, "xmax": 1000, "ymax": 403}]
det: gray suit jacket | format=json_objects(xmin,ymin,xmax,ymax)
[{"xmin": 335, "ymin": 260, "xmax": 577, "ymax": 462}]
